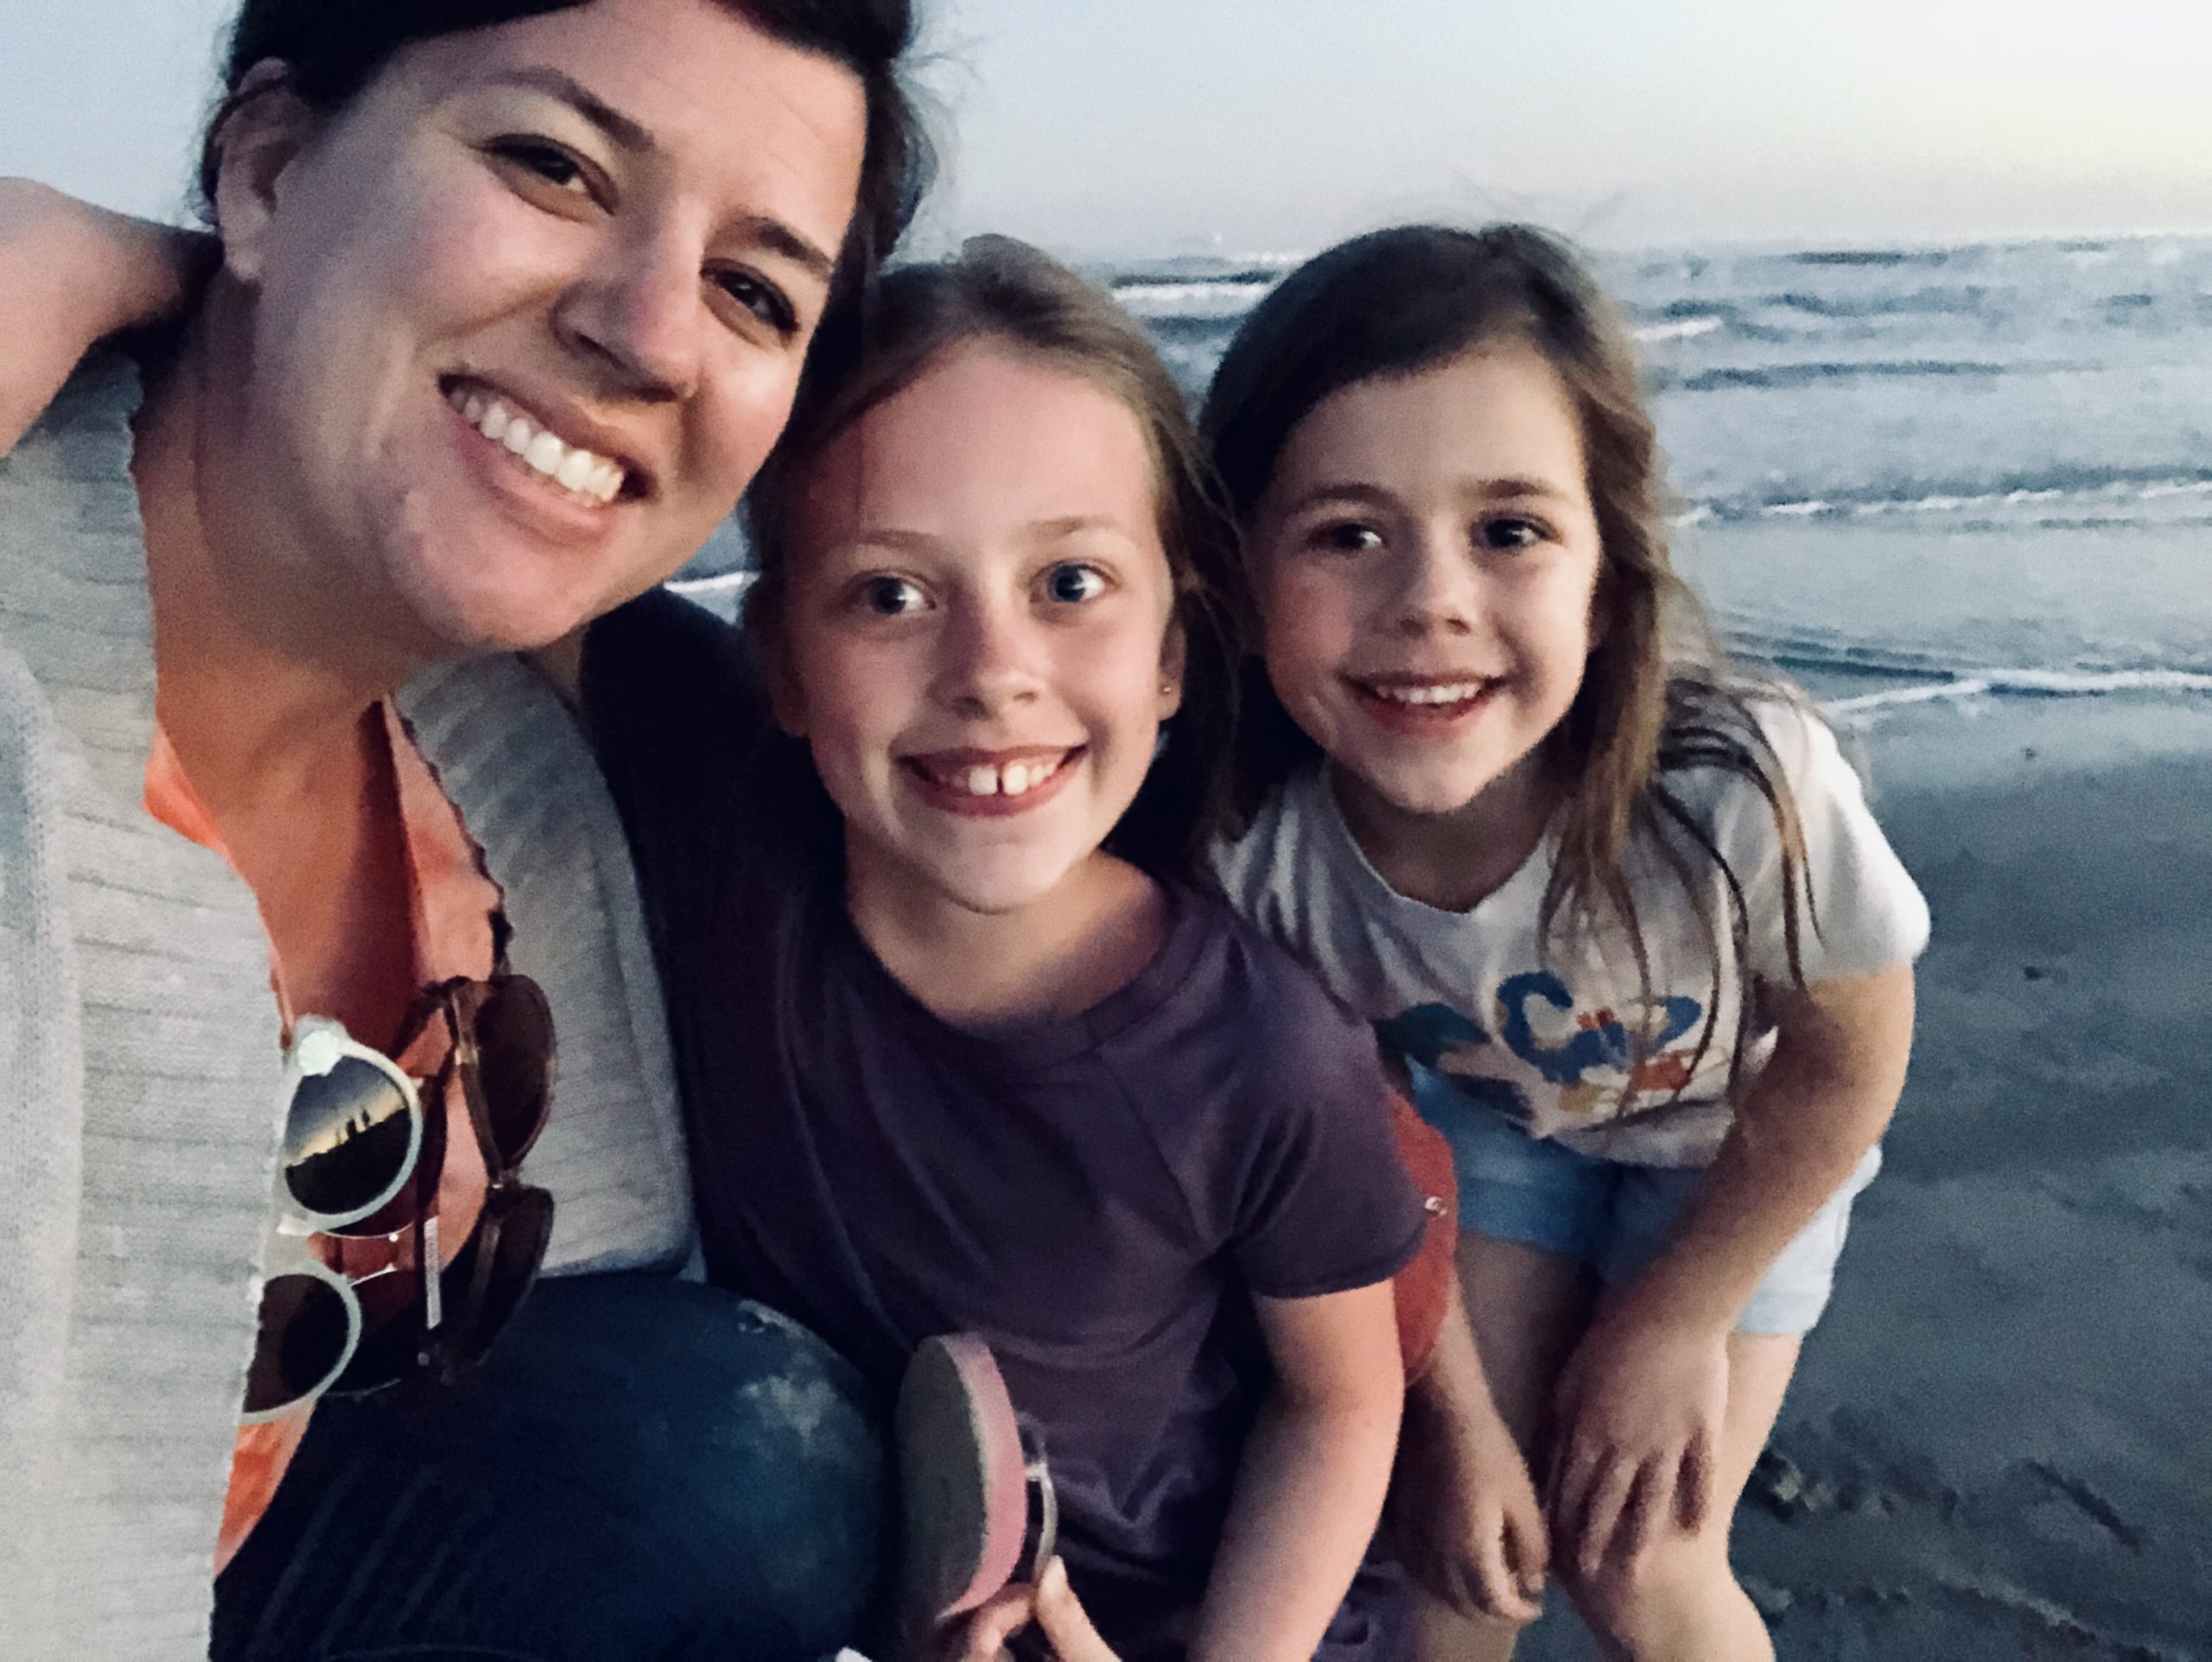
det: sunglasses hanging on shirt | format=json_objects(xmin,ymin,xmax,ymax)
[{"xmin": 242, "ymin": 973, "xmax": 556, "ymax": 1421}]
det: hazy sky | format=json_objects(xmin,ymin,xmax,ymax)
[{"xmin": 6, "ymin": 0, "xmax": 2209, "ymax": 257}]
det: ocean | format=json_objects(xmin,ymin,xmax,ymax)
[{"xmin": 682, "ymin": 232, "xmax": 2212, "ymax": 723}]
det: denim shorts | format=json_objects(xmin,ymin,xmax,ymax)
[{"xmin": 1412, "ymin": 1067, "xmax": 1881, "ymax": 1336}]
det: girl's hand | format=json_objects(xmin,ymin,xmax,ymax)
[
  {"xmin": 1390, "ymin": 1397, "xmax": 1547, "ymax": 1623},
  {"xmin": 930, "ymin": 1558, "xmax": 1121, "ymax": 1662},
  {"xmin": 1545, "ymin": 1306, "xmax": 1730, "ymax": 1577},
  {"xmin": 0, "ymin": 180, "xmax": 207, "ymax": 453}
]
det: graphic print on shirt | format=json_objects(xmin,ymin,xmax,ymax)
[{"xmin": 1378, "ymin": 973, "xmax": 1706, "ymax": 1129}]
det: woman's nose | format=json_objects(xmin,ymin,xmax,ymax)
[{"xmin": 553, "ymin": 220, "xmax": 708, "ymax": 403}]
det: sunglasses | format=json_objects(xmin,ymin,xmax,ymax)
[{"xmin": 242, "ymin": 974, "xmax": 556, "ymax": 1422}]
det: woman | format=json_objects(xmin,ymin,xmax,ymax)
[{"xmin": 0, "ymin": 2, "xmax": 927, "ymax": 1657}]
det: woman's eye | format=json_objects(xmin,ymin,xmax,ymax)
[
  {"xmin": 1311, "ymin": 520, "xmax": 1384, "ymax": 555},
  {"xmin": 488, "ymin": 137, "xmax": 592, "ymax": 196},
  {"xmin": 857, "ymin": 576, "xmax": 925, "ymax": 616},
  {"xmin": 713, "ymin": 268, "xmax": 799, "ymax": 338},
  {"xmin": 1042, "ymin": 563, "xmax": 1108, "ymax": 605},
  {"xmin": 1478, "ymin": 515, "xmax": 1549, "ymax": 551}
]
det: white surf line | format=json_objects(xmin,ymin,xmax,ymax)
[{"xmin": 1827, "ymin": 667, "xmax": 2212, "ymax": 717}]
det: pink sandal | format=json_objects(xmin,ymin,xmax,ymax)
[{"xmin": 894, "ymin": 1333, "xmax": 1058, "ymax": 1636}]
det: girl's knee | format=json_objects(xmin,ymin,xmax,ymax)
[{"xmin": 1555, "ymin": 1531, "xmax": 1736, "ymax": 1640}]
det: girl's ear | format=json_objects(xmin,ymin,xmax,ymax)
[
  {"xmin": 207, "ymin": 61, "xmax": 321, "ymax": 288},
  {"xmin": 763, "ymin": 636, "xmax": 809, "ymax": 738},
  {"xmin": 1155, "ymin": 619, "xmax": 1186, "ymax": 721}
]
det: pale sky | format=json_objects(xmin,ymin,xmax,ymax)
[{"xmin": 5, "ymin": 0, "xmax": 2209, "ymax": 256}]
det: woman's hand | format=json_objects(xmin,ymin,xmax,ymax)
[
  {"xmin": 0, "ymin": 180, "xmax": 207, "ymax": 453},
  {"xmin": 1545, "ymin": 1305, "xmax": 1731, "ymax": 1577},
  {"xmin": 930, "ymin": 1558, "xmax": 1121, "ymax": 1662},
  {"xmin": 1391, "ymin": 1397, "xmax": 1548, "ymax": 1623}
]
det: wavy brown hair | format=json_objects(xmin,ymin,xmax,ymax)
[
  {"xmin": 1204, "ymin": 223, "xmax": 1818, "ymax": 1104},
  {"xmin": 744, "ymin": 234, "xmax": 1248, "ymax": 878}
]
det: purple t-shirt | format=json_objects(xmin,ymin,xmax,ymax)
[{"xmin": 586, "ymin": 591, "xmax": 1427, "ymax": 1652}]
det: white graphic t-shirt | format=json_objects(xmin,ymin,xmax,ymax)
[{"xmin": 1212, "ymin": 701, "xmax": 1930, "ymax": 1167}]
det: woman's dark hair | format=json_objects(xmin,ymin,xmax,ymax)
[
  {"xmin": 744, "ymin": 234, "xmax": 1248, "ymax": 877},
  {"xmin": 198, "ymin": 0, "xmax": 931, "ymax": 308},
  {"xmin": 1203, "ymin": 223, "xmax": 1819, "ymax": 1108}
]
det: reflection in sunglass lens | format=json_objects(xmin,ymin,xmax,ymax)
[
  {"xmin": 471, "ymin": 979, "xmax": 555, "ymax": 1166},
  {"xmin": 283, "ymin": 1055, "xmax": 416, "ymax": 1220},
  {"xmin": 245, "ymin": 1270, "xmax": 356, "ymax": 1416}
]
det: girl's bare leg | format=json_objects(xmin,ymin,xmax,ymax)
[
  {"xmin": 1556, "ymin": 1332, "xmax": 1798, "ymax": 1662},
  {"xmin": 1413, "ymin": 1235, "xmax": 1593, "ymax": 1662}
]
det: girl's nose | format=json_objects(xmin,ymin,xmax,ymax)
[
  {"xmin": 938, "ymin": 594, "xmax": 1045, "ymax": 717},
  {"xmin": 1389, "ymin": 525, "xmax": 1484, "ymax": 637},
  {"xmin": 552, "ymin": 219, "xmax": 708, "ymax": 403}
]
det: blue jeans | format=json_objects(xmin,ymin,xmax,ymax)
[{"xmin": 213, "ymin": 1273, "xmax": 889, "ymax": 1662}]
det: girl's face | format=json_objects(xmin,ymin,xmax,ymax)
[
  {"xmin": 219, "ymin": 0, "xmax": 867, "ymax": 659},
  {"xmin": 775, "ymin": 344, "xmax": 1185, "ymax": 920},
  {"xmin": 1249, "ymin": 340, "xmax": 1605, "ymax": 827}
]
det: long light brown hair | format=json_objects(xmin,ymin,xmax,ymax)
[{"xmin": 1204, "ymin": 223, "xmax": 1819, "ymax": 1102}]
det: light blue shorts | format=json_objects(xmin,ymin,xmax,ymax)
[{"xmin": 1412, "ymin": 1067, "xmax": 1880, "ymax": 1336}]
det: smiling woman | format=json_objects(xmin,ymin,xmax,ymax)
[{"xmin": 0, "ymin": 1, "xmax": 928, "ymax": 1659}]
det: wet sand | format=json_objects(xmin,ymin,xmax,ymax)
[{"xmin": 1519, "ymin": 693, "xmax": 2212, "ymax": 1660}]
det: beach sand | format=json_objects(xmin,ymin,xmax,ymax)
[{"xmin": 1516, "ymin": 692, "xmax": 2212, "ymax": 1661}]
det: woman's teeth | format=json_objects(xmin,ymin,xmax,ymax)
[
  {"xmin": 946, "ymin": 758, "xmax": 1062, "ymax": 798},
  {"xmin": 448, "ymin": 385, "xmax": 625, "ymax": 505},
  {"xmin": 1366, "ymin": 680, "xmax": 1490, "ymax": 706}
]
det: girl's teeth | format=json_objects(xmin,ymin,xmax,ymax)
[
  {"xmin": 943, "ymin": 759, "xmax": 1058, "ymax": 797},
  {"xmin": 1376, "ymin": 682, "xmax": 1484, "ymax": 705}
]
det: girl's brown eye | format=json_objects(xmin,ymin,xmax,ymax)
[
  {"xmin": 1315, "ymin": 521, "xmax": 1383, "ymax": 554},
  {"xmin": 859, "ymin": 576, "xmax": 925, "ymax": 616}
]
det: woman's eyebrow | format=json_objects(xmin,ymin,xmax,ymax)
[
  {"xmin": 488, "ymin": 67, "xmax": 655, "ymax": 155},
  {"xmin": 480, "ymin": 67, "xmax": 840, "ymax": 283}
]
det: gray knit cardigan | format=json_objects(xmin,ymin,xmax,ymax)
[{"xmin": 0, "ymin": 358, "xmax": 696, "ymax": 1659}]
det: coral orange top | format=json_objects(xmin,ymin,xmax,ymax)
[{"xmin": 144, "ymin": 704, "xmax": 501, "ymax": 1574}]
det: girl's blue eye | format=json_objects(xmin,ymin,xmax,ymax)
[
  {"xmin": 1044, "ymin": 563, "xmax": 1107, "ymax": 604},
  {"xmin": 1478, "ymin": 516, "xmax": 1549, "ymax": 551},
  {"xmin": 859, "ymin": 576, "xmax": 925, "ymax": 616}
]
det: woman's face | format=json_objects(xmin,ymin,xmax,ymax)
[
  {"xmin": 775, "ymin": 344, "xmax": 1185, "ymax": 921},
  {"xmin": 219, "ymin": 0, "xmax": 868, "ymax": 657}
]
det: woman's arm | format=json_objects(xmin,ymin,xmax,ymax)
[
  {"xmin": 0, "ymin": 180, "xmax": 207, "ymax": 453},
  {"xmin": 1192, "ymin": 1279, "xmax": 1404, "ymax": 1662},
  {"xmin": 1548, "ymin": 963, "xmax": 1916, "ymax": 1570}
]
